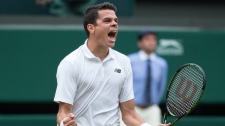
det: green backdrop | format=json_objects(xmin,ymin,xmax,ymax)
[{"xmin": 0, "ymin": 26, "xmax": 224, "ymax": 104}]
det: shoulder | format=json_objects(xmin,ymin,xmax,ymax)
[
  {"xmin": 57, "ymin": 45, "xmax": 84, "ymax": 72},
  {"xmin": 127, "ymin": 52, "xmax": 139, "ymax": 58},
  {"xmin": 61, "ymin": 45, "xmax": 83, "ymax": 65},
  {"xmin": 57, "ymin": 46, "xmax": 84, "ymax": 74},
  {"xmin": 154, "ymin": 54, "xmax": 168, "ymax": 67},
  {"xmin": 127, "ymin": 52, "xmax": 139, "ymax": 62},
  {"xmin": 111, "ymin": 49, "xmax": 131, "ymax": 63}
]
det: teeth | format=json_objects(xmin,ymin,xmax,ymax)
[{"xmin": 110, "ymin": 30, "xmax": 117, "ymax": 33}]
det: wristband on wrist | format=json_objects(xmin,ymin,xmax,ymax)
[
  {"xmin": 57, "ymin": 119, "xmax": 64, "ymax": 126},
  {"xmin": 140, "ymin": 123, "xmax": 152, "ymax": 126}
]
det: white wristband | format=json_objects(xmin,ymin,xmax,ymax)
[
  {"xmin": 60, "ymin": 120, "xmax": 64, "ymax": 126},
  {"xmin": 57, "ymin": 120, "xmax": 64, "ymax": 126},
  {"xmin": 140, "ymin": 123, "xmax": 152, "ymax": 126}
]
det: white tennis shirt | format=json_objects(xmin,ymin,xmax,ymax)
[{"xmin": 54, "ymin": 40, "xmax": 134, "ymax": 126}]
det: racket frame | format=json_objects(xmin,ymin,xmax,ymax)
[{"xmin": 162, "ymin": 63, "xmax": 206, "ymax": 125}]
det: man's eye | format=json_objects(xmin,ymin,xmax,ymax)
[{"xmin": 104, "ymin": 20, "xmax": 111, "ymax": 22}]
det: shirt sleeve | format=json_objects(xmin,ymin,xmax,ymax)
[
  {"xmin": 54, "ymin": 61, "xmax": 77, "ymax": 105},
  {"xmin": 119, "ymin": 60, "xmax": 134, "ymax": 103}
]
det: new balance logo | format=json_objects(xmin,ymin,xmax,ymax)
[{"xmin": 114, "ymin": 68, "xmax": 121, "ymax": 73}]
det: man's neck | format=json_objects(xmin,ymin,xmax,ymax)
[
  {"xmin": 87, "ymin": 39, "xmax": 109, "ymax": 61},
  {"xmin": 144, "ymin": 50, "xmax": 153, "ymax": 56}
]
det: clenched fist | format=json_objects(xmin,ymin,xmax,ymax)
[{"xmin": 61, "ymin": 113, "xmax": 77, "ymax": 126}]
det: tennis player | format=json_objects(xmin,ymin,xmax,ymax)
[{"xmin": 53, "ymin": 2, "xmax": 171, "ymax": 126}]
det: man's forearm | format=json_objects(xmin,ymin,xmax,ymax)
[
  {"xmin": 122, "ymin": 111, "xmax": 144, "ymax": 126},
  {"xmin": 57, "ymin": 112, "xmax": 67, "ymax": 125},
  {"xmin": 57, "ymin": 102, "xmax": 73, "ymax": 125}
]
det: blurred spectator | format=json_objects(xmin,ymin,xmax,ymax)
[
  {"xmin": 36, "ymin": 0, "xmax": 52, "ymax": 6},
  {"xmin": 127, "ymin": 30, "xmax": 168, "ymax": 126},
  {"xmin": 36, "ymin": 0, "xmax": 97, "ymax": 16}
]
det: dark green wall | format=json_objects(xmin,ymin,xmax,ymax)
[
  {"xmin": 0, "ymin": 29, "xmax": 86, "ymax": 102},
  {"xmin": 0, "ymin": 27, "xmax": 225, "ymax": 104}
]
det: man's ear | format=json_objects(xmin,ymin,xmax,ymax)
[{"xmin": 87, "ymin": 24, "xmax": 95, "ymax": 34}]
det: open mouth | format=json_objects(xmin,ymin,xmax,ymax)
[{"xmin": 108, "ymin": 30, "xmax": 117, "ymax": 41}]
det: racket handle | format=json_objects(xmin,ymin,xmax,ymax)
[
  {"xmin": 162, "ymin": 113, "xmax": 167, "ymax": 124},
  {"xmin": 171, "ymin": 118, "xmax": 180, "ymax": 126}
]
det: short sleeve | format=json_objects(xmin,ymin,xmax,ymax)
[
  {"xmin": 119, "ymin": 61, "xmax": 134, "ymax": 103},
  {"xmin": 54, "ymin": 61, "xmax": 77, "ymax": 105}
]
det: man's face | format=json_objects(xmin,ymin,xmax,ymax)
[
  {"xmin": 93, "ymin": 9, "xmax": 118, "ymax": 48},
  {"xmin": 138, "ymin": 34, "xmax": 157, "ymax": 54}
]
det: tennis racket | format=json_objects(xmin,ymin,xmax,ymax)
[{"xmin": 162, "ymin": 63, "xmax": 206, "ymax": 125}]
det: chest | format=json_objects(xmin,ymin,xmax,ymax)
[
  {"xmin": 132, "ymin": 61, "xmax": 162, "ymax": 81},
  {"xmin": 75, "ymin": 59, "xmax": 126, "ymax": 94}
]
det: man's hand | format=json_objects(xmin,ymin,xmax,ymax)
[
  {"xmin": 62, "ymin": 113, "xmax": 77, "ymax": 126},
  {"xmin": 158, "ymin": 123, "xmax": 171, "ymax": 126},
  {"xmin": 57, "ymin": 102, "xmax": 76, "ymax": 126}
]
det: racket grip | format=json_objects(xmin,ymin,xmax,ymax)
[{"xmin": 162, "ymin": 113, "xmax": 167, "ymax": 124}]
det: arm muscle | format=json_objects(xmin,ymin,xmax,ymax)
[{"xmin": 120, "ymin": 99, "xmax": 144, "ymax": 126}]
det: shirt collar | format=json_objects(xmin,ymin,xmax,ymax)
[
  {"xmin": 138, "ymin": 50, "xmax": 156, "ymax": 61},
  {"xmin": 82, "ymin": 39, "xmax": 115, "ymax": 60}
]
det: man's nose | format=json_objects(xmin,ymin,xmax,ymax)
[{"xmin": 111, "ymin": 21, "xmax": 118, "ymax": 27}]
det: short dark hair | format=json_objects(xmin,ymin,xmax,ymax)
[{"xmin": 83, "ymin": 2, "xmax": 117, "ymax": 37}]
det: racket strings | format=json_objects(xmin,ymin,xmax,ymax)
[{"xmin": 167, "ymin": 65, "xmax": 204, "ymax": 117}]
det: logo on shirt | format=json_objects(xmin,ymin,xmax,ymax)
[
  {"xmin": 156, "ymin": 39, "xmax": 184, "ymax": 56},
  {"xmin": 114, "ymin": 68, "xmax": 121, "ymax": 73}
]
